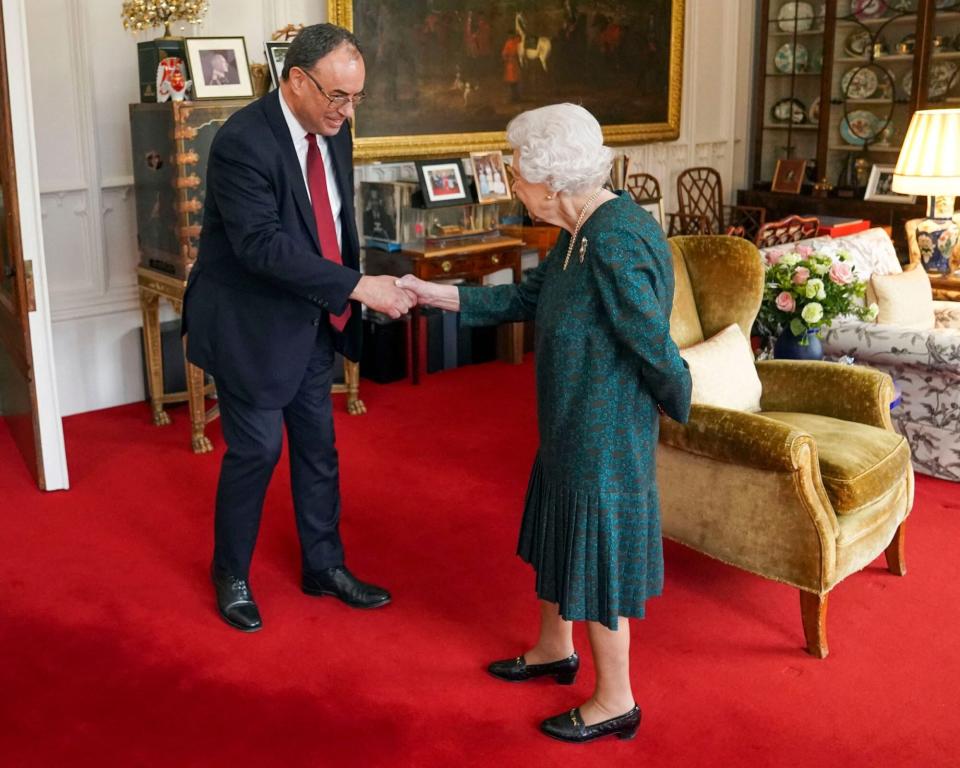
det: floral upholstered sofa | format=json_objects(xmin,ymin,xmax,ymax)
[{"xmin": 762, "ymin": 228, "xmax": 960, "ymax": 482}]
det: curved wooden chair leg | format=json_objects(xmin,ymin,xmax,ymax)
[
  {"xmin": 800, "ymin": 591, "xmax": 828, "ymax": 658},
  {"xmin": 885, "ymin": 522, "xmax": 907, "ymax": 576}
]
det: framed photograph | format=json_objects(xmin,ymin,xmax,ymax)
[
  {"xmin": 864, "ymin": 164, "xmax": 916, "ymax": 203},
  {"xmin": 359, "ymin": 181, "xmax": 402, "ymax": 244},
  {"xmin": 328, "ymin": 0, "xmax": 685, "ymax": 161},
  {"xmin": 771, "ymin": 158, "xmax": 807, "ymax": 194},
  {"xmin": 469, "ymin": 151, "xmax": 512, "ymax": 204},
  {"xmin": 415, "ymin": 159, "xmax": 471, "ymax": 208},
  {"xmin": 185, "ymin": 37, "xmax": 254, "ymax": 99},
  {"xmin": 265, "ymin": 41, "xmax": 291, "ymax": 90}
]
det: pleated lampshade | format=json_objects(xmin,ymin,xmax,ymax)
[{"xmin": 892, "ymin": 108, "xmax": 960, "ymax": 197}]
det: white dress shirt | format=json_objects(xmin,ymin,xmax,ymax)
[{"xmin": 278, "ymin": 88, "xmax": 343, "ymax": 248}]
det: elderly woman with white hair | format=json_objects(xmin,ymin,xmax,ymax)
[{"xmin": 398, "ymin": 103, "xmax": 691, "ymax": 744}]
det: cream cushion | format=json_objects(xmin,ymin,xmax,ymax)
[
  {"xmin": 871, "ymin": 267, "xmax": 935, "ymax": 329},
  {"xmin": 679, "ymin": 324, "xmax": 762, "ymax": 412}
]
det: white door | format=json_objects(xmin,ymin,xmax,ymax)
[{"xmin": 0, "ymin": 0, "xmax": 67, "ymax": 490}]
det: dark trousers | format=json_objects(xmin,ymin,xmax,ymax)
[{"xmin": 213, "ymin": 328, "xmax": 344, "ymax": 578}]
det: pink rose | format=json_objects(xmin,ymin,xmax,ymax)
[
  {"xmin": 795, "ymin": 245, "xmax": 813, "ymax": 257},
  {"xmin": 828, "ymin": 261, "xmax": 854, "ymax": 285},
  {"xmin": 765, "ymin": 251, "xmax": 782, "ymax": 266},
  {"xmin": 792, "ymin": 267, "xmax": 810, "ymax": 285},
  {"xmin": 775, "ymin": 291, "xmax": 796, "ymax": 312}
]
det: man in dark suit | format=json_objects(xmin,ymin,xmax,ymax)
[{"xmin": 183, "ymin": 24, "xmax": 413, "ymax": 632}]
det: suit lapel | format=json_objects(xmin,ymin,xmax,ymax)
[
  {"xmin": 326, "ymin": 127, "xmax": 360, "ymax": 269},
  {"xmin": 262, "ymin": 90, "xmax": 321, "ymax": 253}
]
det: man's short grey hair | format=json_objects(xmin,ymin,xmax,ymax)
[
  {"xmin": 506, "ymin": 104, "xmax": 614, "ymax": 195},
  {"xmin": 281, "ymin": 23, "xmax": 362, "ymax": 80}
]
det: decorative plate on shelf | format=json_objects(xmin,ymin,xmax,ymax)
[
  {"xmin": 843, "ymin": 29, "xmax": 873, "ymax": 58},
  {"xmin": 888, "ymin": 0, "xmax": 917, "ymax": 11},
  {"xmin": 840, "ymin": 110, "xmax": 884, "ymax": 145},
  {"xmin": 853, "ymin": 0, "xmax": 887, "ymax": 19},
  {"xmin": 771, "ymin": 97, "xmax": 808, "ymax": 123},
  {"xmin": 778, "ymin": 1, "xmax": 816, "ymax": 32},
  {"xmin": 841, "ymin": 66, "xmax": 879, "ymax": 99},
  {"xmin": 775, "ymin": 42, "xmax": 809, "ymax": 73},
  {"xmin": 808, "ymin": 97, "xmax": 821, "ymax": 124},
  {"xmin": 902, "ymin": 61, "xmax": 959, "ymax": 100}
]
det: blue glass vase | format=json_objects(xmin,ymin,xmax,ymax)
[{"xmin": 774, "ymin": 328, "xmax": 823, "ymax": 360}]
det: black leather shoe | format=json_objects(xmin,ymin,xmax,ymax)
[
  {"xmin": 302, "ymin": 565, "xmax": 391, "ymax": 609},
  {"xmin": 487, "ymin": 652, "xmax": 579, "ymax": 684},
  {"xmin": 211, "ymin": 563, "xmax": 262, "ymax": 632},
  {"xmin": 539, "ymin": 705, "xmax": 641, "ymax": 743}
]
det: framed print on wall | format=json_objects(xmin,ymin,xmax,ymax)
[
  {"xmin": 470, "ymin": 151, "xmax": 512, "ymax": 204},
  {"xmin": 265, "ymin": 41, "xmax": 291, "ymax": 90},
  {"xmin": 415, "ymin": 159, "xmax": 471, "ymax": 208},
  {"xmin": 328, "ymin": 0, "xmax": 685, "ymax": 161},
  {"xmin": 864, "ymin": 164, "xmax": 916, "ymax": 204},
  {"xmin": 185, "ymin": 37, "xmax": 254, "ymax": 99},
  {"xmin": 771, "ymin": 158, "xmax": 807, "ymax": 194}
]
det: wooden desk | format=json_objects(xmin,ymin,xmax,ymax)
[
  {"xmin": 362, "ymin": 235, "xmax": 525, "ymax": 384},
  {"xmin": 137, "ymin": 267, "xmax": 363, "ymax": 454},
  {"xmin": 930, "ymin": 273, "xmax": 960, "ymax": 301},
  {"xmin": 500, "ymin": 224, "xmax": 560, "ymax": 261}
]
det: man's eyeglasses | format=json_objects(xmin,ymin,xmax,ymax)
[{"xmin": 297, "ymin": 67, "xmax": 366, "ymax": 109}]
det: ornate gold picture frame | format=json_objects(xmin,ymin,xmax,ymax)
[{"xmin": 328, "ymin": 1, "xmax": 684, "ymax": 162}]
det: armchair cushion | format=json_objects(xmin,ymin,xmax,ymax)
[
  {"xmin": 762, "ymin": 412, "xmax": 911, "ymax": 514},
  {"xmin": 871, "ymin": 267, "xmax": 935, "ymax": 329},
  {"xmin": 679, "ymin": 324, "xmax": 762, "ymax": 411}
]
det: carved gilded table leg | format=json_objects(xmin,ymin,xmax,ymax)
[
  {"xmin": 139, "ymin": 288, "xmax": 170, "ymax": 427},
  {"xmin": 343, "ymin": 360, "xmax": 365, "ymax": 415},
  {"xmin": 185, "ymin": 358, "xmax": 213, "ymax": 453}
]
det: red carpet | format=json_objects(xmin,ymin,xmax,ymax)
[{"xmin": 1, "ymin": 355, "xmax": 958, "ymax": 767}]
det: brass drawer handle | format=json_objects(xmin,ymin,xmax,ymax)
[
  {"xmin": 491, "ymin": 254, "xmax": 500, "ymax": 265},
  {"xmin": 441, "ymin": 260, "xmax": 453, "ymax": 273}
]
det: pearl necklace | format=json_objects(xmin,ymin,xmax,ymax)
[{"xmin": 562, "ymin": 187, "xmax": 604, "ymax": 271}]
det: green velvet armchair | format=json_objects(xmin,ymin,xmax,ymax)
[{"xmin": 657, "ymin": 235, "xmax": 913, "ymax": 658}]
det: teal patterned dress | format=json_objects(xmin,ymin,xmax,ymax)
[{"xmin": 459, "ymin": 192, "xmax": 692, "ymax": 629}]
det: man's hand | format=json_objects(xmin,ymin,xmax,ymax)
[{"xmin": 350, "ymin": 275, "xmax": 416, "ymax": 319}]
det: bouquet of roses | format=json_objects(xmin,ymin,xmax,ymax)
[{"xmin": 756, "ymin": 245, "xmax": 879, "ymax": 346}]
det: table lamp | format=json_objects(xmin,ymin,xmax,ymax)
[{"xmin": 891, "ymin": 108, "xmax": 960, "ymax": 274}]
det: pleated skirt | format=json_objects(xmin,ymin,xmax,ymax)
[{"xmin": 517, "ymin": 453, "xmax": 664, "ymax": 630}]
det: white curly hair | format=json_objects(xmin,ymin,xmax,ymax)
[{"xmin": 506, "ymin": 103, "xmax": 614, "ymax": 195}]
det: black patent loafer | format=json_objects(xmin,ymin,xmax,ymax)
[
  {"xmin": 540, "ymin": 705, "xmax": 641, "ymax": 743},
  {"xmin": 211, "ymin": 563, "xmax": 262, "ymax": 632},
  {"xmin": 487, "ymin": 652, "xmax": 579, "ymax": 684},
  {"xmin": 302, "ymin": 565, "xmax": 391, "ymax": 609}
]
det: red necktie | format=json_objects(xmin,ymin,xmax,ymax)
[{"xmin": 306, "ymin": 133, "xmax": 350, "ymax": 332}]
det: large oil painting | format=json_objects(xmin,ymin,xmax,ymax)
[{"xmin": 328, "ymin": 1, "xmax": 684, "ymax": 161}]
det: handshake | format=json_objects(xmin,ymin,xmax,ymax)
[{"xmin": 349, "ymin": 274, "xmax": 460, "ymax": 319}]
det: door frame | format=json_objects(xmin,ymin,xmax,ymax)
[{"xmin": 2, "ymin": 0, "xmax": 67, "ymax": 490}]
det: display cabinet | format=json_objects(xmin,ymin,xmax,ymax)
[
  {"xmin": 746, "ymin": 0, "xmax": 960, "ymax": 257},
  {"xmin": 130, "ymin": 99, "xmax": 252, "ymax": 278}
]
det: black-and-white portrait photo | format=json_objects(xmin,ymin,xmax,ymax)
[
  {"xmin": 200, "ymin": 49, "xmax": 240, "ymax": 86},
  {"xmin": 360, "ymin": 182, "xmax": 400, "ymax": 242}
]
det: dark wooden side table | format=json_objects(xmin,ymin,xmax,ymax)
[
  {"xmin": 929, "ymin": 274, "xmax": 960, "ymax": 301},
  {"xmin": 137, "ymin": 266, "xmax": 364, "ymax": 454},
  {"xmin": 362, "ymin": 236, "xmax": 525, "ymax": 384},
  {"xmin": 500, "ymin": 224, "xmax": 560, "ymax": 261}
]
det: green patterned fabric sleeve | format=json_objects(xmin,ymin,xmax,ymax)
[
  {"xmin": 458, "ymin": 256, "xmax": 551, "ymax": 327},
  {"xmin": 590, "ymin": 219, "xmax": 692, "ymax": 423}
]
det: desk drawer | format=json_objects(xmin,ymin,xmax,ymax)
[{"xmin": 418, "ymin": 251, "xmax": 515, "ymax": 280}]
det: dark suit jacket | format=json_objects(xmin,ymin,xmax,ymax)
[{"xmin": 182, "ymin": 90, "xmax": 362, "ymax": 409}]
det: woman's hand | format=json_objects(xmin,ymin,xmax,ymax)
[{"xmin": 395, "ymin": 275, "xmax": 462, "ymax": 312}]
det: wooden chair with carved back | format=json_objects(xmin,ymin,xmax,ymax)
[
  {"xmin": 754, "ymin": 214, "xmax": 820, "ymax": 249},
  {"xmin": 625, "ymin": 172, "xmax": 665, "ymax": 229},
  {"xmin": 667, "ymin": 167, "xmax": 766, "ymax": 241}
]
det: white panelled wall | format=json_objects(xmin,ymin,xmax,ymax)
[{"xmin": 25, "ymin": 0, "xmax": 755, "ymax": 416}]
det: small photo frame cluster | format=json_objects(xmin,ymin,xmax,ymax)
[
  {"xmin": 469, "ymin": 151, "xmax": 512, "ymax": 204},
  {"xmin": 771, "ymin": 158, "xmax": 807, "ymax": 195},
  {"xmin": 185, "ymin": 37, "xmax": 254, "ymax": 100},
  {"xmin": 864, "ymin": 164, "xmax": 916, "ymax": 204},
  {"xmin": 414, "ymin": 159, "xmax": 471, "ymax": 208}
]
